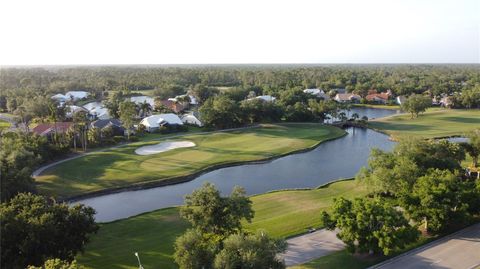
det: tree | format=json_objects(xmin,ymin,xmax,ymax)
[
  {"xmin": 405, "ymin": 169, "xmax": 476, "ymax": 233},
  {"xmin": 28, "ymin": 259, "xmax": 85, "ymax": 269},
  {"xmin": 322, "ymin": 197, "xmax": 419, "ymax": 255},
  {"xmin": 138, "ymin": 100, "xmax": 152, "ymax": 117},
  {"xmin": 213, "ymin": 231, "xmax": 287, "ymax": 269},
  {"xmin": 464, "ymin": 129, "xmax": 480, "ymax": 167},
  {"xmin": 356, "ymin": 148, "xmax": 420, "ymax": 196},
  {"xmin": 180, "ymin": 182, "xmax": 254, "ymax": 237},
  {"xmin": 191, "ymin": 84, "xmax": 218, "ymax": 104},
  {"xmin": 118, "ymin": 101, "xmax": 137, "ymax": 140},
  {"xmin": 174, "ymin": 229, "xmax": 217, "ymax": 269},
  {"xmin": 0, "ymin": 135, "xmax": 38, "ymax": 201},
  {"xmin": 199, "ymin": 96, "xmax": 241, "ymax": 129},
  {"xmin": 401, "ymin": 94, "xmax": 431, "ymax": 119},
  {"xmin": 0, "ymin": 193, "xmax": 98, "ymax": 268},
  {"xmin": 105, "ymin": 91, "xmax": 123, "ymax": 118}
]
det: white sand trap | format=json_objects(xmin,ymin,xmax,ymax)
[{"xmin": 135, "ymin": 141, "xmax": 196, "ymax": 155}]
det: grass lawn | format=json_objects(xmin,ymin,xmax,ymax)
[
  {"xmin": 36, "ymin": 124, "xmax": 345, "ymax": 198},
  {"xmin": 0, "ymin": 119, "xmax": 11, "ymax": 131},
  {"xmin": 369, "ymin": 108, "xmax": 480, "ymax": 139},
  {"xmin": 77, "ymin": 179, "xmax": 367, "ymax": 269}
]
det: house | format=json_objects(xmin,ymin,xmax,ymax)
[
  {"xmin": 169, "ymin": 94, "xmax": 198, "ymax": 105},
  {"xmin": 396, "ymin": 96, "xmax": 407, "ymax": 105},
  {"xmin": 333, "ymin": 88, "xmax": 347, "ymax": 94},
  {"xmin": 65, "ymin": 105, "xmax": 88, "ymax": 119},
  {"xmin": 90, "ymin": 119, "xmax": 125, "ymax": 136},
  {"xmin": 365, "ymin": 91, "xmax": 391, "ymax": 104},
  {"xmin": 157, "ymin": 100, "xmax": 186, "ymax": 113},
  {"xmin": 65, "ymin": 91, "xmax": 89, "ymax": 101},
  {"xmin": 182, "ymin": 114, "xmax": 203, "ymax": 127},
  {"xmin": 440, "ymin": 96, "xmax": 454, "ymax": 108},
  {"xmin": 83, "ymin": 101, "xmax": 110, "ymax": 120},
  {"xmin": 246, "ymin": 95, "xmax": 276, "ymax": 102},
  {"xmin": 334, "ymin": 93, "xmax": 361, "ymax": 103},
  {"xmin": 140, "ymin": 114, "xmax": 184, "ymax": 132},
  {"xmin": 130, "ymin": 96, "xmax": 155, "ymax": 107},
  {"xmin": 303, "ymin": 88, "xmax": 330, "ymax": 100},
  {"xmin": 31, "ymin": 122, "xmax": 73, "ymax": 137},
  {"xmin": 51, "ymin": 91, "xmax": 90, "ymax": 104}
]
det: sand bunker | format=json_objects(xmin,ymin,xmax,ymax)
[{"xmin": 135, "ymin": 141, "xmax": 196, "ymax": 155}]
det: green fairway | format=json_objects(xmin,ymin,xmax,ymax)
[
  {"xmin": 290, "ymin": 250, "xmax": 379, "ymax": 269},
  {"xmin": 36, "ymin": 124, "xmax": 345, "ymax": 198},
  {"xmin": 369, "ymin": 109, "xmax": 480, "ymax": 139},
  {"xmin": 77, "ymin": 179, "xmax": 367, "ymax": 269}
]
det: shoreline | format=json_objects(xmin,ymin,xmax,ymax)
[{"xmin": 56, "ymin": 124, "xmax": 347, "ymax": 202}]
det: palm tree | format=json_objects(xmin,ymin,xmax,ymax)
[{"xmin": 139, "ymin": 101, "xmax": 152, "ymax": 117}]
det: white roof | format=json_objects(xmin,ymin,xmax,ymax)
[
  {"xmin": 130, "ymin": 96, "xmax": 155, "ymax": 107},
  {"xmin": 181, "ymin": 114, "xmax": 203, "ymax": 126},
  {"xmin": 65, "ymin": 91, "xmax": 89, "ymax": 100},
  {"xmin": 83, "ymin": 101, "xmax": 110, "ymax": 119},
  {"xmin": 247, "ymin": 95, "xmax": 276, "ymax": 102},
  {"xmin": 141, "ymin": 114, "xmax": 183, "ymax": 127},
  {"xmin": 304, "ymin": 88, "xmax": 324, "ymax": 95},
  {"xmin": 65, "ymin": 105, "xmax": 88, "ymax": 118},
  {"xmin": 170, "ymin": 94, "xmax": 198, "ymax": 105},
  {"xmin": 51, "ymin": 93, "xmax": 67, "ymax": 100}
]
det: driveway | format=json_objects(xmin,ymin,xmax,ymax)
[
  {"xmin": 283, "ymin": 229, "xmax": 345, "ymax": 267},
  {"xmin": 370, "ymin": 223, "xmax": 480, "ymax": 269}
]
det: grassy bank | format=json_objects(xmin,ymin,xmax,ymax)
[
  {"xmin": 0, "ymin": 119, "xmax": 10, "ymax": 131},
  {"xmin": 77, "ymin": 179, "xmax": 367, "ymax": 269},
  {"xmin": 369, "ymin": 108, "xmax": 480, "ymax": 139},
  {"xmin": 36, "ymin": 124, "xmax": 345, "ymax": 198}
]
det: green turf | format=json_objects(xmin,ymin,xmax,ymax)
[
  {"xmin": 36, "ymin": 124, "xmax": 345, "ymax": 198},
  {"xmin": 369, "ymin": 109, "xmax": 480, "ymax": 139},
  {"xmin": 290, "ymin": 250, "xmax": 379, "ymax": 269},
  {"xmin": 77, "ymin": 179, "xmax": 366, "ymax": 269}
]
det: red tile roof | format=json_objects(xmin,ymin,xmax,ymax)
[{"xmin": 32, "ymin": 122, "xmax": 73, "ymax": 136}]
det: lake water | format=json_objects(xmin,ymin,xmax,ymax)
[{"xmin": 77, "ymin": 124, "xmax": 396, "ymax": 222}]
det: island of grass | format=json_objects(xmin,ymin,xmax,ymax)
[
  {"xmin": 77, "ymin": 179, "xmax": 367, "ymax": 269},
  {"xmin": 369, "ymin": 108, "xmax": 480, "ymax": 139},
  {"xmin": 36, "ymin": 123, "xmax": 345, "ymax": 199}
]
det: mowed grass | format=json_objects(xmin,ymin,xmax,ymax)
[
  {"xmin": 369, "ymin": 109, "xmax": 480, "ymax": 139},
  {"xmin": 77, "ymin": 180, "xmax": 367, "ymax": 269},
  {"xmin": 36, "ymin": 124, "xmax": 345, "ymax": 198}
]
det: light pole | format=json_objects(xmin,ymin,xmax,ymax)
[{"xmin": 134, "ymin": 252, "xmax": 144, "ymax": 269}]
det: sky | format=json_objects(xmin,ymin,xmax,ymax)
[{"xmin": 0, "ymin": 0, "xmax": 479, "ymax": 65}]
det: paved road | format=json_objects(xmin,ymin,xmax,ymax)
[
  {"xmin": 370, "ymin": 223, "xmax": 480, "ymax": 269},
  {"xmin": 283, "ymin": 229, "xmax": 345, "ymax": 267}
]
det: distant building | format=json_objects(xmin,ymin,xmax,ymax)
[
  {"xmin": 303, "ymin": 88, "xmax": 330, "ymax": 100},
  {"xmin": 334, "ymin": 93, "xmax": 361, "ymax": 103},
  {"xmin": 365, "ymin": 91, "xmax": 391, "ymax": 104},
  {"xmin": 169, "ymin": 94, "xmax": 198, "ymax": 105},
  {"xmin": 130, "ymin": 96, "xmax": 155, "ymax": 107},
  {"xmin": 31, "ymin": 122, "xmax": 73, "ymax": 137},
  {"xmin": 65, "ymin": 105, "xmax": 88, "ymax": 119},
  {"xmin": 83, "ymin": 101, "xmax": 111, "ymax": 120},
  {"xmin": 90, "ymin": 119, "xmax": 125, "ymax": 136},
  {"xmin": 440, "ymin": 96, "xmax": 454, "ymax": 108},
  {"xmin": 140, "ymin": 114, "xmax": 184, "ymax": 132},
  {"xmin": 247, "ymin": 95, "xmax": 276, "ymax": 102},
  {"xmin": 181, "ymin": 114, "xmax": 203, "ymax": 127},
  {"xmin": 157, "ymin": 100, "xmax": 186, "ymax": 113},
  {"xmin": 51, "ymin": 91, "xmax": 90, "ymax": 103}
]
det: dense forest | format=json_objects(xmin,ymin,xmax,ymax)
[{"xmin": 1, "ymin": 64, "xmax": 479, "ymax": 97}]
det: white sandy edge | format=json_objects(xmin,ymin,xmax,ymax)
[{"xmin": 135, "ymin": 141, "xmax": 196, "ymax": 155}]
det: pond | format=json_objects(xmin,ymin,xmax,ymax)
[{"xmin": 77, "ymin": 126, "xmax": 396, "ymax": 222}]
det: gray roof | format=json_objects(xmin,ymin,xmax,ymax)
[{"xmin": 91, "ymin": 119, "xmax": 123, "ymax": 129}]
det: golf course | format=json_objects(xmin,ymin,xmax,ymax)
[
  {"xmin": 77, "ymin": 179, "xmax": 368, "ymax": 269},
  {"xmin": 369, "ymin": 108, "xmax": 480, "ymax": 139},
  {"xmin": 35, "ymin": 124, "xmax": 345, "ymax": 198}
]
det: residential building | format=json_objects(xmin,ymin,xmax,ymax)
[{"xmin": 140, "ymin": 114, "xmax": 184, "ymax": 132}]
